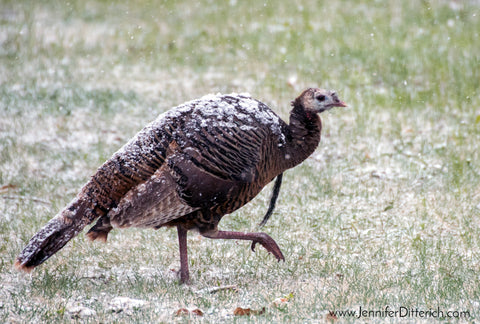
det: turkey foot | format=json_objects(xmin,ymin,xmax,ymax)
[{"xmin": 203, "ymin": 230, "xmax": 285, "ymax": 261}]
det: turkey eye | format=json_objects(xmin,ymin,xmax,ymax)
[{"xmin": 316, "ymin": 95, "xmax": 326, "ymax": 101}]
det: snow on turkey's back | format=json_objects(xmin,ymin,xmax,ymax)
[
  {"xmin": 114, "ymin": 93, "xmax": 285, "ymax": 157},
  {"xmin": 165, "ymin": 92, "xmax": 282, "ymax": 131}
]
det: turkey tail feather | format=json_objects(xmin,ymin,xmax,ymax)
[
  {"xmin": 14, "ymin": 197, "xmax": 95, "ymax": 271},
  {"xmin": 15, "ymin": 216, "xmax": 80, "ymax": 271}
]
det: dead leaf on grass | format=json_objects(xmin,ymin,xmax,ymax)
[
  {"xmin": 326, "ymin": 312, "xmax": 338, "ymax": 321},
  {"xmin": 175, "ymin": 308, "xmax": 203, "ymax": 316},
  {"xmin": 175, "ymin": 308, "xmax": 189, "ymax": 316},
  {"xmin": 0, "ymin": 184, "xmax": 17, "ymax": 194},
  {"xmin": 191, "ymin": 308, "xmax": 204, "ymax": 316},
  {"xmin": 233, "ymin": 307, "xmax": 265, "ymax": 316}
]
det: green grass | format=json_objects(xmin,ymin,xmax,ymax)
[{"xmin": 1, "ymin": 0, "xmax": 479, "ymax": 322}]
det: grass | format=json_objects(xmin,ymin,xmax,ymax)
[{"xmin": 1, "ymin": 0, "xmax": 479, "ymax": 322}]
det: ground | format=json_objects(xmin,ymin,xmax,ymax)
[{"xmin": 0, "ymin": 0, "xmax": 479, "ymax": 322}]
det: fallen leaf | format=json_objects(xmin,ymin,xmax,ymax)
[
  {"xmin": 0, "ymin": 184, "xmax": 17, "ymax": 193},
  {"xmin": 233, "ymin": 307, "xmax": 265, "ymax": 316},
  {"xmin": 326, "ymin": 312, "xmax": 338, "ymax": 321},
  {"xmin": 175, "ymin": 308, "xmax": 189, "ymax": 316},
  {"xmin": 191, "ymin": 308, "xmax": 204, "ymax": 316},
  {"xmin": 175, "ymin": 308, "xmax": 203, "ymax": 317}
]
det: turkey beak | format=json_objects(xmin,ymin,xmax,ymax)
[{"xmin": 330, "ymin": 91, "xmax": 347, "ymax": 108}]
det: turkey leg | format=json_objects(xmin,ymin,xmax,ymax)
[
  {"xmin": 202, "ymin": 230, "xmax": 285, "ymax": 261},
  {"xmin": 177, "ymin": 225, "xmax": 190, "ymax": 284}
]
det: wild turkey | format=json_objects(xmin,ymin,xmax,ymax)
[{"xmin": 15, "ymin": 88, "xmax": 346, "ymax": 283}]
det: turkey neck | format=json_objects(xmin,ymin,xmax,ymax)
[{"xmin": 281, "ymin": 104, "xmax": 322, "ymax": 170}]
